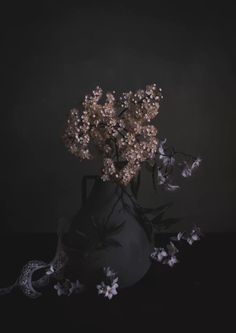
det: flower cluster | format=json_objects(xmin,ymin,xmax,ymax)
[
  {"xmin": 171, "ymin": 226, "xmax": 202, "ymax": 245},
  {"xmin": 151, "ymin": 226, "xmax": 202, "ymax": 267},
  {"xmin": 181, "ymin": 158, "xmax": 202, "ymax": 178},
  {"xmin": 64, "ymin": 84, "xmax": 162, "ymax": 185},
  {"xmin": 96, "ymin": 267, "xmax": 119, "ymax": 300},
  {"xmin": 151, "ymin": 242, "xmax": 179, "ymax": 267},
  {"xmin": 155, "ymin": 139, "xmax": 202, "ymax": 191}
]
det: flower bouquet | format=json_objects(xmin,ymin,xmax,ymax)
[{"xmin": 0, "ymin": 84, "xmax": 202, "ymax": 299}]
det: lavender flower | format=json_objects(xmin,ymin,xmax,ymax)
[
  {"xmin": 164, "ymin": 183, "xmax": 180, "ymax": 192},
  {"xmin": 158, "ymin": 139, "xmax": 167, "ymax": 164},
  {"xmin": 151, "ymin": 243, "xmax": 179, "ymax": 267},
  {"xmin": 46, "ymin": 265, "xmax": 55, "ymax": 276},
  {"xmin": 171, "ymin": 226, "xmax": 202, "ymax": 246},
  {"xmin": 186, "ymin": 226, "xmax": 201, "ymax": 245},
  {"xmin": 192, "ymin": 157, "xmax": 202, "ymax": 169},
  {"xmin": 97, "ymin": 266, "xmax": 119, "ymax": 300},
  {"xmin": 97, "ymin": 277, "xmax": 119, "ymax": 300},
  {"xmin": 54, "ymin": 279, "xmax": 84, "ymax": 296},
  {"xmin": 176, "ymin": 232, "xmax": 184, "ymax": 241},
  {"xmin": 182, "ymin": 158, "xmax": 202, "ymax": 178},
  {"xmin": 158, "ymin": 139, "xmax": 175, "ymax": 167},
  {"xmin": 54, "ymin": 281, "xmax": 68, "ymax": 296},
  {"xmin": 181, "ymin": 163, "xmax": 192, "ymax": 178},
  {"xmin": 157, "ymin": 169, "xmax": 180, "ymax": 191},
  {"xmin": 103, "ymin": 266, "xmax": 116, "ymax": 278},
  {"xmin": 157, "ymin": 169, "xmax": 166, "ymax": 185},
  {"xmin": 167, "ymin": 241, "xmax": 179, "ymax": 256},
  {"xmin": 150, "ymin": 247, "xmax": 168, "ymax": 262},
  {"xmin": 164, "ymin": 256, "xmax": 178, "ymax": 267}
]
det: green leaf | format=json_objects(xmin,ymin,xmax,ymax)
[
  {"xmin": 153, "ymin": 217, "xmax": 182, "ymax": 231},
  {"xmin": 104, "ymin": 238, "xmax": 122, "ymax": 248},
  {"xmin": 134, "ymin": 212, "xmax": 153, "ymax": 242},
  {"xmin": 104, "ymin": 220, "xmax": 125, "ymax": 236},
  {"xmin": 75, "ymin": 230, "xmax": 88, "ymax": 239},
  {"xmin": 96, "ymin": 238, "xmax": 122, "ymax": 250},
  {"xmin": 137, "ymin": 202, "xmax": 173, "ymax": 216},
  {"xmin": 150, "ymin": 212, "xmax": 165, "ymax": 225}
]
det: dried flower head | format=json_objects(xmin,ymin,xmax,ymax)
[{"xmin": 64, "ymin": 84, "xmax": 162, "ymax": 185}]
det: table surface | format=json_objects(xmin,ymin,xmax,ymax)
[{"xmin": 0, "ymin": 233, "xmax": 235, "ymax": 332}]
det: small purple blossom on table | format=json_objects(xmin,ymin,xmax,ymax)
[
  {"xmin": 151, "ymin": 227, "xmax": 202, "ymax": 267},
  {"xmin": 97, "ymin": 267, "xmax": 119, "ymax": 300},
  {"xmin": 54, "ymin": 279, "xmax": 84, "ymax": 296}
]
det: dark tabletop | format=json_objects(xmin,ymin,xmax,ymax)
[{"xmin": 0, "ymin": 233, "xmax": 235, "ymax": 332}]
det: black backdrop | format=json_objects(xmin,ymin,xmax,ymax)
[{"xmin": 1, "ymin": 0, "xmax": 235, "ymax": 232}]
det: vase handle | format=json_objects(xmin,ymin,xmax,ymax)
[{"xmin": 81, "ymin": 175, "xmax": 99, "ymax": 207}]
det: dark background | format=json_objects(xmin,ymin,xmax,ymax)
[
  {"xmin": 0, "ymin": 2, "xmax": 235, "ymax": 330},
  {"xmin": 1, "ymin": 0, "xmax": 235, "ymax": 232}
]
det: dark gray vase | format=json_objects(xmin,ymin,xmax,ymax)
[{"xmin": 63, "ymin": 176, "xmax": 153, "ymax": 288}]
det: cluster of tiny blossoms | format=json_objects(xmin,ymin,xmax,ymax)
[{"xmin": 64, "ymin": 84, "xmax": 162, "ymax": 185}]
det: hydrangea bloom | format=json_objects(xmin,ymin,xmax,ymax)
[{"xmin": 64, "ymin": 84, "xmax": 162, "ymax": 185}]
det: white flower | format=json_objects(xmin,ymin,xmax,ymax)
[
  {"xmin": 182, "ymin": 158, "xmax": 201, "ymax": 178},
  {"xmin": 161, "ymin": 155, "xmax": 175, "ymax": 167},
  {"xmin": 157, "ymin": 249, "xmax": 168, "ymax": 262},
  {"xmin": 105, "ymin": 284, "xmax": 118, "ymax": 300},
  {"xmin": 187, "ymin": 227, "xmax": 201, "ymax": 245},
  {"xmin": 157, "ymin": 169, "xmax": 166, "ymax": 185},
  {"xmin": 171, "ymin": 226, "xmax": 201, "ymax": 245},
  {"xmin": 182, "ymin": 164, "xmax": 192, "ymax": 178},
  {"xmin": 112, "ymin": 277, "xmax": 119, "ymax": 285},
  {"xmin": 157, "ymin": 169, "xmax": 180, "ymax": 191},
  {"xmin": 46, "ymin": 265, "xmax": 55, "ymax": 276},
  {"xmin": 96, "ymin": 279, "xmax": 119, "ymax": 300},
  {"xmin": 168, "ymin": 156, "xmax": 175, "ymax": 166},
  {"xmin": 97, "ymin": 267, "xmax": 119, "ymax": 300},
  {"xmin": 165, "ymin": 256, "xmax": 178, "ymax": 267},
  {"xmin": 186, "ymin": 237, "xmax": 194, "ymax": 245},
  {"xmin": 192, "ymin": 157, "xmax": 202, "ymax": 169},
  {"xmin": 157, "ymin": 167, "xmax": 180, "ymax": 191},
  {"xmin": 191, "ymin": 233, "xmax": 200, "ymax": 241},
  {"xmin": 165, "ymin": 183, "xmax": 180, "ymax": 191},
  {"xmin": 54, "ymin": 282, "xmax": 67, "ymax": 296},
  {"xmin": 158, "ymin": 139, "xmax": 167, "ymax": 156},
  {"xmin": 158, "ymin": 139, "xmax": 175, "ymax": 166},
  {"xmin": 176, "ymin": 232, "xmax": 184, "ymax": 241},
  {"xmin": 167, "ymin": 242, "xmax": 179, "ymax": 256},
  {"xmin": 171, "ymin": 232, "xmax": 184, "ymax": 242},
  {"xmin": 151, "ymin": 247, "xmax": 168, "ymax": 262},
  {"xmin": 103, "ymin": 266, "xmax": 115, "ymax": 278},
  {"xmin": 97, "ymin": 281, "xmax": 106, "ymax": 295},
  {"xmin": 151, "ymin": 242, "xmax": 180, "ymax": 267}
]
